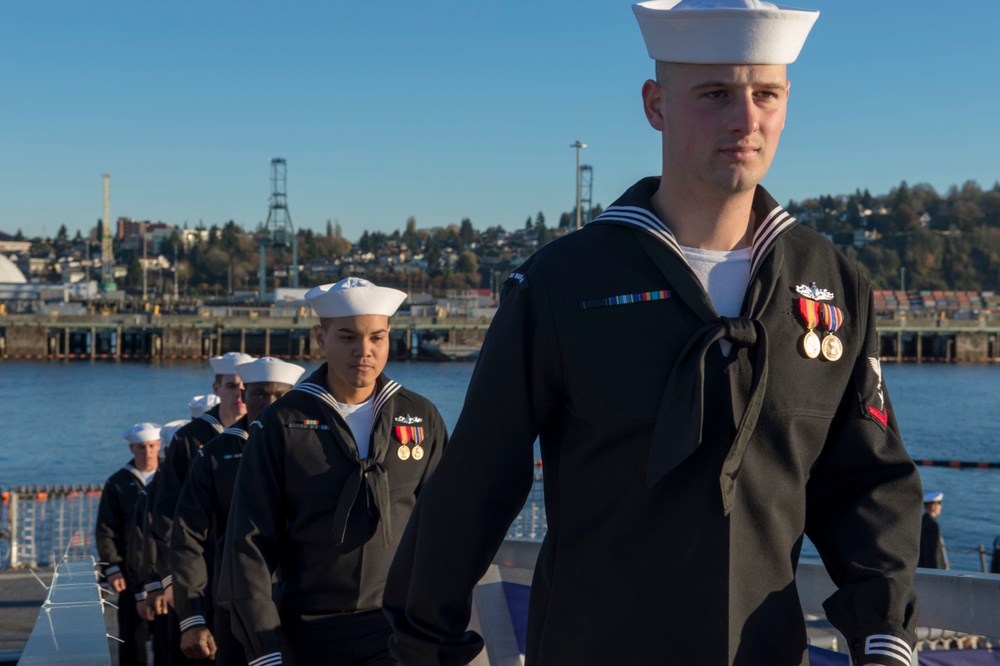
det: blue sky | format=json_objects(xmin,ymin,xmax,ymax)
[{"xmin": 2, "ymin": 0, "xmax": 997, "ymax": 243}]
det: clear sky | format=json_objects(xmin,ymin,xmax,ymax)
[{"xmin": 2, "ymin": 0, "xmax": 997, "ymax": 243}]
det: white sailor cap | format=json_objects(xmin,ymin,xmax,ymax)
[
  {"xmin": 123, "ymin": 422, "xmax": 162, "ymax": 444},
  {"xmin": 305, "ymin": 277, "xmax": 407, "ymax": 319},
  {"xmin": 209, "ymin": 352, "xmax": 254, "ymax": 375},
  {"xmin": 632, "ymin": 0, "xmax": 819, "ymax": 65},
  {"xmin": 234, "ymin": 357, "xmax": 306, "ymax": 387},
  {"xmin": 924, "ymin": 491, "xmax": 944, "ymax": 503},
  {"xmin": 159, "ymin": 419, "xmax": 190, "ymax": 447},
  {"xmin": 188, "ymin": 394, "xmax": 220, "ymax": 418}
]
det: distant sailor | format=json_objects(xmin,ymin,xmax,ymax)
[
  {"xmin": 219, "ymin": 277, "xmax": 448, "ymax": 666},
  {"xmin": 172, "ymin": 357, "xmax": 306, "ymax": 665},
  {"xmin": 919, "ymin": 491, "xmax": 949, "ymax": 570},
  {"xmin": 96, "ymin": 422, "xmax": 161, "ymax": 666},
  {"xmin": 383, "ymin": 2, "xmax": 924, "ymax": 665}
]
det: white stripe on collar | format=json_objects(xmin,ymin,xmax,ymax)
[
  {"xmin": 198, "ymin": 412, "xmax": 224, "ymax": 433},
  {"xmin": 292, "ymin": 380, "xmax": 402, "ymax": 421},
  {"xmin": 223, "ymin": 427, "xmax": 249, "ymax": 440},
  {"xmin": 594, "ymin": 202, "xmax": 797, "ymax": 277}
]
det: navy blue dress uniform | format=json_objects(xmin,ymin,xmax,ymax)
[
  {"xmin": 918, "ymin": 492, "xmax": 949, "ymax": 570},
  {"xmin": 219, "ymin": 366, "xmax": 448, "ymax": 665},
  {"xmin": 96, "ymin": 423, "xmax": 161, "ymax": 666},
  {"xmin": 384, "ymin": 176, "xmax": 923, "ymax": 666},
  {"xmin": 172, "ymin": 419, "xmax": 251, "ymax": 665}
]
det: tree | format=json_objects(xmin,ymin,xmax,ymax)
[
  {"xmin": 460, "ymin": 218, "xmax": 475, "ymax": 245},
  {"xmin": 124, "ymin": 252, "xmax": 143, "ymax": 289}
]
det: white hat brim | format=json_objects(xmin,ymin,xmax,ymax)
[
  {"xmin": 235, "ymin": 358, "xmax": 306, "ymax": 386},
  {"xmin": 633, "ymin": 1, "xmax": 819, "ymax": 64}
]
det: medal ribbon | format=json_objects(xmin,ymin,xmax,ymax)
[
  {"xmin": 798, "ymin": 297, "xmax": 819, "ymax": 330},
  {"xmin": 819, "ymin": 303, "xmax": 843, "ymax": 332}
]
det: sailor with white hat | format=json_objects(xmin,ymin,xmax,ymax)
[
  {"xmin": 146, "ymin": 352, "xmax": 251, "ymax": 645},
  {"xmin": 172, "ymin": 356, "xmax": 306, "ymax": 662},
  {"xmin": 219, "ymin": 277, "xmax": 447, "ymax": 666},
  {"xmin": 920, "ymin": 490, "xmax": 949, "ymax": 570},
  {"xmin": 380, "ymin": 3, "xmax": 924, "ymax": 666},
  {"xmin": 97, "ymin": 422, "xmax": 163, "ymax": 663}
]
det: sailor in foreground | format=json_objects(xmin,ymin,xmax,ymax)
[
  {"xmin": 150, "ymin": 351, "xmax": 252, "ymax": 663},
  {"xmin": 172, "ymin": 357, "xmax": 306, "ymax": 664},
  {"xmin": 96, "ymin": 422, "xmax": 161, "ymax": 666},
  {"xmin": 384, "ymin": 2, "xmax": 923, "ymax": 665},
  {"xmin": 219, "ymin": 277, "xmax": 448, "ymax": 666}
]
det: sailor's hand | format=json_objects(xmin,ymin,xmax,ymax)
[
  {"xmin": 107, "ymin": 572, "xmax": 127, "ymax": 593},
  {"xmin": 148, "ymin": 590, "xmax": 169, "ymax": 615},
  {"xmin": 137, "ymin": 599, "xmax": 155, "ymax": 622},
  {"xmin": 180, "ymin": 626, "xmax": 217, "ymax": 660}
]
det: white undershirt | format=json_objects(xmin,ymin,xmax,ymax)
[
  {"xmin": 680, "ymin": 245, "xmax": 752, "ymax": 355},
  {"xmin": 136, "ymin": 468, "xmax": 157, "ymax": 486},
  {"xmin": 335, "ymin": 397, "xmax": 375, "ymax": 459}
]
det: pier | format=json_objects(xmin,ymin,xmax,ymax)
[
  {"xmin": 3, "ymin": 310, "xmax": 1000, "ymax": 363},
  {"xmin": 0, "ymin": 310, "xmax": 490, "ymax": 362}
]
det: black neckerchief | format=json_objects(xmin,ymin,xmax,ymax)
[
  {"xmin": 290, "ymin": 364, "xmax": 402, "ymax": 546},
  {"xmin": 592, "ymin": 177, "xmax": 795, "ymax": 514}
]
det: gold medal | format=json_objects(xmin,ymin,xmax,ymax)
[
  {"xmin": 802, "ymin": 330, "xmax": 821, "ymax": 359},
  {"xmin": 821, "ymin": 334, "xmax": 843, "ymax": 362},
  {"xmin": 397, "ymin": 445, "xmax": 410, "ymax": 461},
  {"xmin": 411, "ymin": 445, "xmax": 424, "ymax": 461}
]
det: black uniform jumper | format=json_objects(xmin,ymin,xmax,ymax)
[
  {"xmin": 96, "ymin": 462, "xmax": 154, "ymax": 666},
  {"xmin": 172, "ymin": 418, "xmax": 251, "ymax": 665},
  {"xmin": 384, "ymin": 178, "xmax": 923, "ymax": 666}
]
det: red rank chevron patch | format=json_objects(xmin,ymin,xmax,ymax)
[{"xmin": 867, "ymin": 404, "xmax": 888, "ymax": 427}]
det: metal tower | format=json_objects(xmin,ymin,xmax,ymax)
[
  {"xmin": 258, "ymin": 158, "xmax": 299, "ymax": 300},
  {"xmin": 580, "ymin": 164, "xmax": 594, "ymax": 226},
  {"xmin": 100, "ymin": 173, "xmax": 117, "ymax": 292}
]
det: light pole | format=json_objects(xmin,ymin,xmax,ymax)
[{"xmin": 571, "ymin": 140, "xmax": 587, "ymax": 230}]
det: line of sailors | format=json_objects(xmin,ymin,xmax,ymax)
[{"xmin": 96, "ymin": 277, "xmax": 448, "ymax": 665}]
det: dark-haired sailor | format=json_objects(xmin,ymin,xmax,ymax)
[{"xmin": 219, "ymin": 277, "xmax": 448, "ymax": 666}]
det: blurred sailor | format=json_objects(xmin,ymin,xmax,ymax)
[
  {"xmin": 172, "ymin": 357, "xmax": 306, "ymax": 664},
  {"xmin": 919, "ymin": 491, "xmax": 949, "ymax": 570},
  {"xmin": 96, "ymin": 422, "xmax": 161, "ymax": 666}
]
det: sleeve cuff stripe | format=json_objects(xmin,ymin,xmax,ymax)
[
  {"xmin": 249, "ymin": 654, "xmax": 282, "ymax": 666},
  {"xmin": 105, "ymin": 565, "xmax": 121, "ymax": 575},
  {"xmin": 143, "ymin": 581, "xmax": 163, "ymax": 592},
  {"xmin": 162, "ymin": 575, "xmax": 173, "ymax": 587},
  {"xmin": 135, "ymin": 593, "xmax": 147, "ymax": 601},
  {"xmin": 179, "ymin": 616, "xmax": 207, "ymax": 631},
  {"xmin": 866, "ymin": 634, "xmax": 912, "ymax": 665}
]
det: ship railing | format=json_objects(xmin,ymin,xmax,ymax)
[
  {"xmin": 473, "ymin": 541, "xmax": 1000, "ymax": 665},
  {"xmin": 1, "ymin": 485, "xmax": 103, "ymax": 569}
]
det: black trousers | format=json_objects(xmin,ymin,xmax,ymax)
[
  {"xmin": 118, "ymin": 593, "xmax": 150, "ymax": 666},
  {"xmin": 280, "ymin": 609, "xmax": 396, "ymax": 666}
]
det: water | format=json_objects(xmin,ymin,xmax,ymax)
[{"xmin": 1, "ymin": 360, "xmax": 997, "ymax": 570}]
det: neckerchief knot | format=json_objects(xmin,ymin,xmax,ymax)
[{"xmin": 722, "ymin": 316, "xmax": 757, "ymax": 347}]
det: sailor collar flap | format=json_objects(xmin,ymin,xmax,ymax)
[
  {"xmin": 591, "ymin": 178, "xmax": 795, "ymax": 512},
  {"xmin": 197, "ymin": 409, "xmax": 224, "ymax": 434},
  {"xmin": 289, "ymin": 365, "xmax": 403, "ymax": 547}
]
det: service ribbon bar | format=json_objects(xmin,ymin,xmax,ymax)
[{"xmin": 579, "ymin": 289, "xmax": 671, "ymax": 310}]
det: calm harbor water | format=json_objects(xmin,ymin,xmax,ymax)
[{"xmin": 0, "ymin": 360, "xmax": 997, "ymax": 570}]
